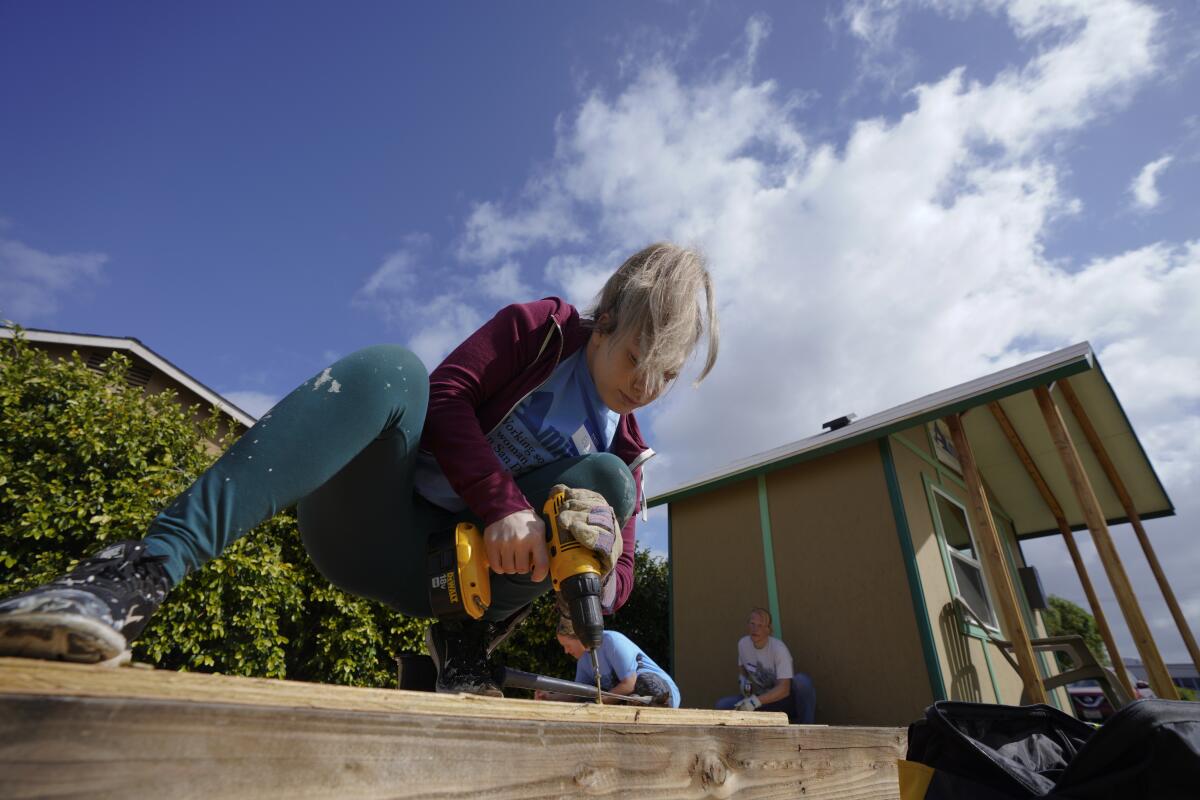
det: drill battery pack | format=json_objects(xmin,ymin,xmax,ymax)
[{"xmin": 427, "ymin": 522, "xmax": 490, "ymax": 620}]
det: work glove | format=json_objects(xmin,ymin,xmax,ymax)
[
  {"xmin": 551, "ymin": 484, "xmax": 622, "ymax": 576},
  {"xmin": 733, "ymin": 695, "xmax": 762, "ymax": 712}
]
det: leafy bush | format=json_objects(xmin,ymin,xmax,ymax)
[
  {"xmin": 1042, "ymin": 594, "xmax": 1110, "ymax": 671},
  {"xmin": 1, "ymin": 329, "xmax": 673, "ymax": 689}
]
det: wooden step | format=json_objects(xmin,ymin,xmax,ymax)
[{"xmin": 0, "ymin": 657, "xmax": 906, "ymax": 799}]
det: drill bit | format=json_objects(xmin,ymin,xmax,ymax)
[{"xmin": 590, "ymin": 649, "xmax": 602, "ymax": 704}]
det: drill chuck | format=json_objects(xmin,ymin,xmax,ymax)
[{"xmin": 561, "ymin": 572, "xmax": 604, "ymax": 650}]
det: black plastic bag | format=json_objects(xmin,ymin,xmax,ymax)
[{"xmin": 901, "ymin": 699, "xmax": 1200, "ymax": 799}]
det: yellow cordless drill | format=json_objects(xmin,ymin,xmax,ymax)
[{"xmin": 427, "ymin": 487, "xmax": 606, "ymax": 697}]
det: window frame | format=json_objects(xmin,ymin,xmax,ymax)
[{"xmin": 926, "ymin": 481, "xmax": 1000, "ymax": 634}]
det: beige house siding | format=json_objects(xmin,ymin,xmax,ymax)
[
  {"xmin": 670, "ymin": 480, "xmax": 765, "ymax": 711},
  {"xmin": 764, "ymin": 442, "xmax": 932, "ymax": 725},
  {"xmin": 889, "ymin": 426, "xmax": 1068, "ymax": 709}
]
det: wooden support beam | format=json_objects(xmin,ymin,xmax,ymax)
[
  {"xmin": 1058, "ymin": 378, "xmax": 1200, "ymax": 678},
  {"xmin": 1033, "ymin": 386, "xmax": 1179, "ymax": 700},
  {"xmin": 945, "ymin": 413, "xmax": 1048, "ymax": 704},
  {"xmin": 986, "ymin": 401, "xmax": 1136, "ymax": 698},
  {"xmin": 0, "ymin": 659, "xmax": 908, "ymax": 799}
]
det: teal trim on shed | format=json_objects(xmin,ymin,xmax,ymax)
[
  {"xmin": 880, "ymin": 438, "xmax": 946, "ymax": 702},
  {"xmin": 757, "ymin": 475, "xmax": 782, "ymax": 632}
]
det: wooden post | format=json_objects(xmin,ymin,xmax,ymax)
[
  {"xmin": 1059, "ymin": 378, "xmax": 1200, "ymax": 677},
  {"xmin": 987, "ymin": 402, "xmax": 1136, "ymax": 698},
  {"xmin": 945, "ymin": 413, "xmax": 1048, "ymax": 704},
  {"xmin": 1034, "ymin": 386, "xmax": 1179, "ymax": 699}
]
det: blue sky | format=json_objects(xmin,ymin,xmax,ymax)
[{"xmin": 3, "ymin": 1, "xmax": 1198, "ymax": 663}]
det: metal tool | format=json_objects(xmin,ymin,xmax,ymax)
[{"xmin": 498, "ymin": 667, "xmax": 654, "ymax": 706}]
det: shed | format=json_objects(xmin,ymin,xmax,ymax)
[{"xmin": 651, "ymin": 342, "xmax": 1195, "ymax": 725}]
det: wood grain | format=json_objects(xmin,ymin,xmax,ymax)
[
  {"xmin": 0, "ymin": 657, "xmax": 780, "ymax": 727},
  {"xmin": 0, "ymin": 660, "xmax": 907, "ymax": 799},
  {"xmin": 1058, "ymin": 378, "xmax": 1200, "ymax": 677},
  {"xmin": 1033, "ymin": 386, "xmax": 1178, "ymax": 699},
  {"xmin": 987, "ymin": 400, "xmax": 1135, "ymax": 698},
  {"xmin": 945, "ymin": 413, "xmax": 1048, "ymax": 704}
]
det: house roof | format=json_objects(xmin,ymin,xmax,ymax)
[
  {"xmin": 1, "ymin": 327, "xmax": 257, "ymax": 429},
  {"xmin": 649, "ymin": 342, "xmax": 1174, "ymax": 539}
]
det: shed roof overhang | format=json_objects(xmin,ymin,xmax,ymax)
[
  {"xmin": 1, "ymin": 327, "xmax": 257, "ymax": 429},
  {"xmin": 648, "ymin": 342, "xmax": 1174, "ymax": 539}
]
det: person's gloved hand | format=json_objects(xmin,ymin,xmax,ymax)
[
  {"xmin": 551, "ymin": 484, "xmax": 622, "ymax": 575},
  {"xmin": 733, "ymin": 695, "xmax": 762, "ymax": 712}
]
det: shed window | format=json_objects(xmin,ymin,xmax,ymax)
[{"xmin": 933, "ymin": 490, "xmax": 998, "ymax": 630}]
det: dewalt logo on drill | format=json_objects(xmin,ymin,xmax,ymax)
[{"xmin": 430, "ymin": 572, "xmax": 459, "ymax": 606}]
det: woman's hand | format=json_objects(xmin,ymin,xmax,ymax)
[{"xmin": 484, "ymin": 509, "xmax": 549, "ymax": 582}]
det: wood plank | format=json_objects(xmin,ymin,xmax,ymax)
[
  {"xmin": 0, "ymin": 661, "xmax": 907, "ymax": 799},
  {"xmin": 0, "ymin": 658, "xmax": 781, "ymax": 727},
  {"xmin": 1058, "ymin": 378, "xmax": 1200, "ymax": 677},
  {"xmin": 986, "ymin": 400, "xmax": 1136, "ymax": 698},
  {"xmin": 1033, "ymin": 386, "xmax": 1179, "ymax": 699},
  {"xmin": 945, "ymin": 413, "xmax": 1048, "ymax": 704}
]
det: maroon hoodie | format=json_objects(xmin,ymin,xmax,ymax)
[{"xmin": 419, "ymin": 297, "xmax": 653, "ymax": 613}]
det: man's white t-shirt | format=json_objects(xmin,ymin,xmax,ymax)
[{"xmin": 737, "ymin": 635, "xmax": 794, "ymax": 695}]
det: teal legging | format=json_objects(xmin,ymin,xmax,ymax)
[{"xmin": 143, "ymin": 345, "xmax": 636, "ymax": 621}]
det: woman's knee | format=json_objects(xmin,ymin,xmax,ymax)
[
  {"xmin": 331, "ymin": 345, "xmax": 428, "ymax": 391},
  {"xmin": 316, "ymin": 345, "xmax": 429, "ymax": 422},
  {"xmin": 577, "ymin": 452, "xmax": 636, "ymax": 523}
]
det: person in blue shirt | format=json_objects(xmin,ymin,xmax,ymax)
[{"xmin": 540, "ymin": 617, "xmax": 680, "ymax": 708}]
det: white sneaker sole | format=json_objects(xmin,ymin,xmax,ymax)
[{"xmin": 0, "ymin": 612, "xmax": 129, "ymax": 664}]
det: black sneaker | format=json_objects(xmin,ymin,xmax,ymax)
[
  {"xmin": 0, "ymin": 540, "xmax": 171, "ymax": 664},
  {"xmin": 485, "ymin": 603, "xmax": 532, "ymax": 658},
  {"xmin": 425, "ymin": 619, "xmax": 503, "ymax": 697}
]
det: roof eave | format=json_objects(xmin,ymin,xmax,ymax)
[
  {"xmin": 1, "ymin": 327, "xmax": 257, "ymax": 428},
  {"xmin": 649, "ymin": 343, "xmax": 1095, "ymax": 507}
]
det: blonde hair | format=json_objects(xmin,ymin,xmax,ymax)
[
  {"xmin": 749, "ymin": 607, "xmax": 772, "ymax": 630},
  {"xmin": 588, "ymin": 243, "xmax": 719, "ymax": 399},
  {"xmin": 556, "ymin": 615, "xmax": 577, "ymax": 639}
]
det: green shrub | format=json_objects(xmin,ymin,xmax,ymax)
[{"xmin": 1, "ymin": 328, "xmax": 673, "ymax": 688}]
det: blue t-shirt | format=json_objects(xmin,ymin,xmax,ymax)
[
  {"xmin": 415, "ymin": 349, "xmax": 618, "ymax": 511},
  {"xmin": 574, "ymin": 631, "xmax": 680, "ymax": 708}
]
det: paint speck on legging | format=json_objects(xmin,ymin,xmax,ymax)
[
  {"xmin": 385, "ymin": 383, "xmax": 391, "ymax": 389},
  {"xmin": 328, "ymin": 379, "xmax": 341, "ymax": 393},
  {"xmin": 312, "ymin": 368, "xmax": 334, "ymax": 391}
]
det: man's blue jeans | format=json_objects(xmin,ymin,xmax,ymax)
[{"xmin": 715, "ymin": 672, "xmax": 817, "ymax": 723}]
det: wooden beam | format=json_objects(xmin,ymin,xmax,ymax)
[
  {"xmin": 1033, "ymin": 386, "xmax": 1179, "ymax": 699},
  {"xmin": 0, "ymin": 657, "xmax": 777, "ymax": 727},
  {"xmin": 945, "ymin": 413, "xmax": 1048, "ymax": 704},
  {"xmin": 1058, "ymin": 378, "xmax": 1200, "ymax": 677},
  {"xmin": 986, "ymin": 401, "xmax": 1136, "ymax": 698},
  {"xmin": 0, "ymin": 659, "xmax": 907, "ymax": 799}
]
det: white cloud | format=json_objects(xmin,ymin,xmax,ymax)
[
  {"xmin": 355, "ymin": 234, "xmax": 429, "ymax": 301},
  {"xmin": 0, "ymin": 237, "xmax": 107, "ymax": 321},
  {"xmin": 479, "ymin": 261, "xmax": 532, "ymax": 303},
  {"xmin": 447, "ymin": 0, "xmax": 1200, "ymax": 658},
  {"xmin": 405, "ymin": 294, "xmax": 483, "ymax": 369},
  {"xmin": 221, "ymin": 390, "xmax": 279, "ymax": 420},
  {"xmin": 459, "ymin": 180, "xmax": 585, "ymax": 264},
  {"xmin": 1130, "ymin": 155, "xmax": 1174, "ymax": 210},
  {"xmin": 353, "ymin": 234, "xmax": 484, "ymax": 368},
  {"xmin": 543, "ymin": 252, "xmax": 618, "ymax": 309}
]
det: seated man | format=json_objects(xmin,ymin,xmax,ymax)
[
  {"xmin": 715, "ymin": 607, "xmax": 816, "ymax": 723},
  {"xmin": 541, "ymin": 617, "xmax": 681, "ymax": 707}
]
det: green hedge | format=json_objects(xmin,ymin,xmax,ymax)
[{"xmin": 0, "ymin": 329, "xmax": 671, "ymax": 687}]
